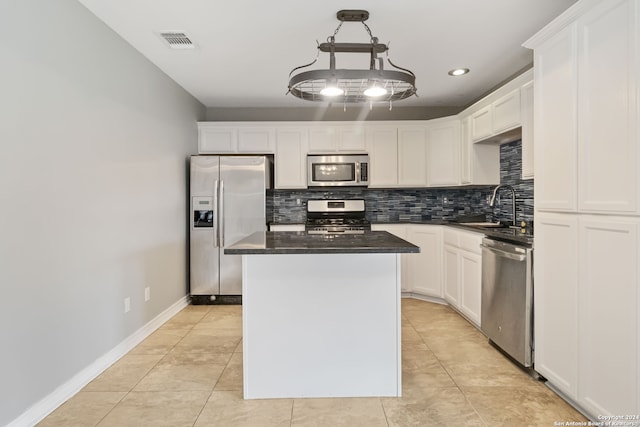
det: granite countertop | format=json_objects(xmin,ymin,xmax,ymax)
[
  {"xmin": 446, "ymin": 223, "xmax": 534, "ymax": 246},
  {"xmin": 267, "ymin": 221, "xmax": 533, "ymax": 246},
  {"xmin": 224, "ymin": 231, "xmax": 420, "ymax": 255}
]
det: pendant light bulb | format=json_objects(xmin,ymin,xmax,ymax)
[
  {"xmin": 320, "ymin": 85, "xmax": 344, "ymax": 97},
  {"xmin": 364, "ymin": 85, "xmax": 387, "ymax": 97}
]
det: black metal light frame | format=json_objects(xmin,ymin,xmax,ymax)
[{"xmin": 287, "ymin": 10, "xmax": 417, "ymax": 105}]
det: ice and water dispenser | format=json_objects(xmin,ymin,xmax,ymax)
[{"xmin": 192, "ymin": 196, "xmax": 214, "ymax": 228}]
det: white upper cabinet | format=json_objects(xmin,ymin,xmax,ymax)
[
  {"xmin": 397, "ymin": 126, "xmax": 428, "ymax": 186},
  {"xmin": 198, "ymin": 125, "xmax": 237, "ymax": 153},
  {"xmin": 577, "ymin": 0, "xmax": 638, "ymax": 214},
  {"xmin": 528, "ymin": 0, "xmax": 639, "ymax": 215},
  {"xmin": 531, "ymin": 25, "xmax": 578, "ymax": 211},
  {"xmin": 197, "ymin": 114, "xmax": 499, "ymax": 189},
  {"xmin": 238, "ymin": 128, "xmax": 275, "ymax": 153},
  {"xmin": 460, "ymin": 116, "xmax": 500, "ymax": 186},
  {"xmin": 521, "ymin": 81, "xmax": 534, "ymax": 179},
  {"xmin": 470, "ymin": 88, "xmax": 522, "ymax": 143},
  {"xmin": 426, "ymin": 118, "xmax": 460, "ymax": 186},
  {"xmin": 308, "ymin": 126, "xmax": 367, "ymax": 153},
  {"xmin": 308, "ymin": 127, "xmax": 335, "ymax": 152},
  {"xmin": 198, "ymin": 123, "xmax": 275, "ymax": 154},
  {"xmin": 460, "ymin": 117, "xmax": 472, "ymax": 185},
  {"xmin": 492, "ymin": 89, "xmax": 521, "ymax": 134},
  {"xmin": 339, "ymin": 127, "xmax": 367, "ymax": 152},
  {"xmin": 275, "ymin": 128, "xmax": 308, "ymax": 189},
  {"xmin": 459, "ymin": 70, "xmax": 530, "ymax": 185},
  {"xmin": 366, "ymin": 127, "xmax": 398, "ymax": 188},
  {"xmin": 471, "ymin": 106, "xmax": 493, "ymax": 142},
  {"xmin": 369, "ymin": 120, "xmax": 465, "ymax": 188}
]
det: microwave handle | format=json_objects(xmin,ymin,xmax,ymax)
[{"xmin": 356, "ymin": 162, "xmax": 361, "ymax": 183}]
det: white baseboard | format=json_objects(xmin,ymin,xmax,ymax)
[
  {"xmin": 402, "ymin": 292, "xmax": 447, "ymax": 305},
  {"xmin": 8, "ymin": 295, "xmax": 190, "ymax": 427}
]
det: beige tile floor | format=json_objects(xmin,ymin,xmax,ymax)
[{"xmin": 38, "ymin": 299, "xmax": 588, "ymax": 427}]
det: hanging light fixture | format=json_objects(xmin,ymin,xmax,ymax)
[{"xmin": 287, "ymin": 10, "xmax": 417, "ymax": 107}]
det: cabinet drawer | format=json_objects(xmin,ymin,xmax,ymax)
[
  {"xmin": 459, "ymin": 231, "xmax": 483, "ymax": 254},
  {"xmin": 443, "ymin": 229, "xmax": 460, "ymax": 246}
]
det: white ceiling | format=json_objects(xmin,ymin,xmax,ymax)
[{"xmin": 77, "ymin": 0, "xmax": 577, "ymax": 110}]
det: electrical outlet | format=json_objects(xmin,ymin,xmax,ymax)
[
  {"xmin": 124, "ymin": 297, "xmax": 131, "ymax": 313},
  {"xmin": 144, "ymin": 287, "xmax": 150, "ymax": 302},
  {"xmin": 443, "ymin": 197, "xmax": 449, "ymax": 205},
  {"xmin": 296, "ymin": 198, "xmax": 301, "ymax": 206}
]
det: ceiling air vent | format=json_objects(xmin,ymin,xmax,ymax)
[{"xmin": 158, "ymin": 32, "xmax": 196, "ymax": 49}]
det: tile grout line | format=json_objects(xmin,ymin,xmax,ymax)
[
  {"xmin": 379, "ymin": 396, "xmax": 391, "ymax": 427},
  {"xmin": 96, "ymin": 306, "xmax": 207, "ymax": 426},
  {"xmin": 289, "ymin": 398, "xmax": 295, "ymax": 427},
  {"xmin": 190, "ymin": 306, "xmax": 242, "ymax": 426},
  {"xmin": 403, "ymin": 307, "xmax": 490, "ymax": 427}
]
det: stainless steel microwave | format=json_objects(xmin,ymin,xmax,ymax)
[{"xmin": 307, "ymin": 154, "xmax": 369, "ymax": 187}]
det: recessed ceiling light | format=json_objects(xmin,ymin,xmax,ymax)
[{"xmin": 448, "ymin": 68, "xmax": 470, "ymax": 76}]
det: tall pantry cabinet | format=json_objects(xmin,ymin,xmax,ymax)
[{"xmin": 524, "ymin": 0, "xmax": 640, "ymax": 418}]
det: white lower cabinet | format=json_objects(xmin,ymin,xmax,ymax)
[
  {"xmin": 578, "ymin": 216, "xmax": 638, "ymax": 416},
  {"xmin": 375, "ymin": 225, "xmax": 484, "ymax": 316},
  {"xmin": 442, "ymin": 228, "xmax": 483, "ymax": 327},
  {"xmin": 405, "ymin": 226, "xmax": 443, "ymax": 298},
  {"xmin": 371, "ymin": 224, "xmax": 411, "ymax": 292},
  {"xmin": 535, "ymin": 212, "xmax": 639, "ymax": 416},
  {"xmin": 534, "ymin": 213, "xmax": 579, "ymax": 400},
  {"xmin": 443, "ymin": 244, "xmax": 460, "ymax": 306},
  {"xmin": 372, "ymin": 224, "xmax": 442, "ymax": 297},
  {"xmin": 459, "ymin": 251, "xmax": 481, "ymax": 325}
]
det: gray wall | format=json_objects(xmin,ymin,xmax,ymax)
[{"xmin": 0, "ymin": 0, "xmax": 204, "ymax": 424}]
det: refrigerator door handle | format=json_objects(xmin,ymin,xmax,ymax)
[
  {"xmin": 219, "ymin": 180, "xmax": 225, "ymax": 247},
  {"xmin": 214, "ymin": 180, "xmax": 219, "ymax": 247}
]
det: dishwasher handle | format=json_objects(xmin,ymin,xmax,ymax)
[{"xmin": 481, "ymin": 244, "xmax": 527, "ymax": 261}]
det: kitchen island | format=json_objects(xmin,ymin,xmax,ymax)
[{"xmin": 225, "ymin": 231, "xmax": 419, "ymax": 399}]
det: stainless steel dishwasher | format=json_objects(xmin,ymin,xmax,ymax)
[{"xmin": 481, "ymin": 237, "xmax": 533, "ymax": 367}]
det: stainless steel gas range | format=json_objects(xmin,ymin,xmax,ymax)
[{"xmin": 305, "ymin": 199, "xmax": 371, "ymax": 234}]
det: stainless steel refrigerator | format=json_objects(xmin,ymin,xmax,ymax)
[{"xmin": 189, "ymin": 155, "xmax": 271, "ymax": 303}]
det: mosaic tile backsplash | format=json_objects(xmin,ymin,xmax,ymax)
[{"xmin": 268, "ymin": 140, "xmax": 533, "ymax": 225}]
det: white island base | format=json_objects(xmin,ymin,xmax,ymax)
[{"xmin": 242, "ymin": 253, "xmax": 402, "ymax": 399}]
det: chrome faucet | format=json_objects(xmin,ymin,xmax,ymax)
[{"xmin": 489, "ymin": 184, "xmax": 517, "ymax": 227}]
